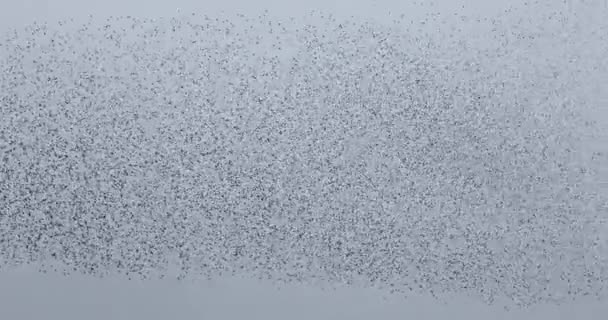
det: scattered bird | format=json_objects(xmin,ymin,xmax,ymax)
[{"xmin": 0, "ymin": 8, "xmax": 607, "ymax": 309}]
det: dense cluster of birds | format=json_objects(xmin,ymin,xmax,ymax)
[{"xmin": 1, "ymin": 5, "xmax": 607, "ymax": 308}]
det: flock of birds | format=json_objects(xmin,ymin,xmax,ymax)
[{"xmin": 0, "ymin": 6, "xmax": 607, "ymax": 308}]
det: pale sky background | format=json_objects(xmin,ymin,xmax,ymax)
[
  {"xmin": 1, "ymin": 1, "xmax": 607, "ymax": 319},
  {"xmin": 0, "ymin": 0, "xmax": 587, "ymax": 32},
  {"xmin": 1, "ymin": 264, "xmax": 608, "ymax": 320}
]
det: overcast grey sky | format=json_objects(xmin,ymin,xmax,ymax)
[
  {"xmin": 0, "ymin": 0, "xmax": 556, "ymax": 32},
  {"xmin": 2, "ymin": 265, "xmax": 608, "ymax": 320}
]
